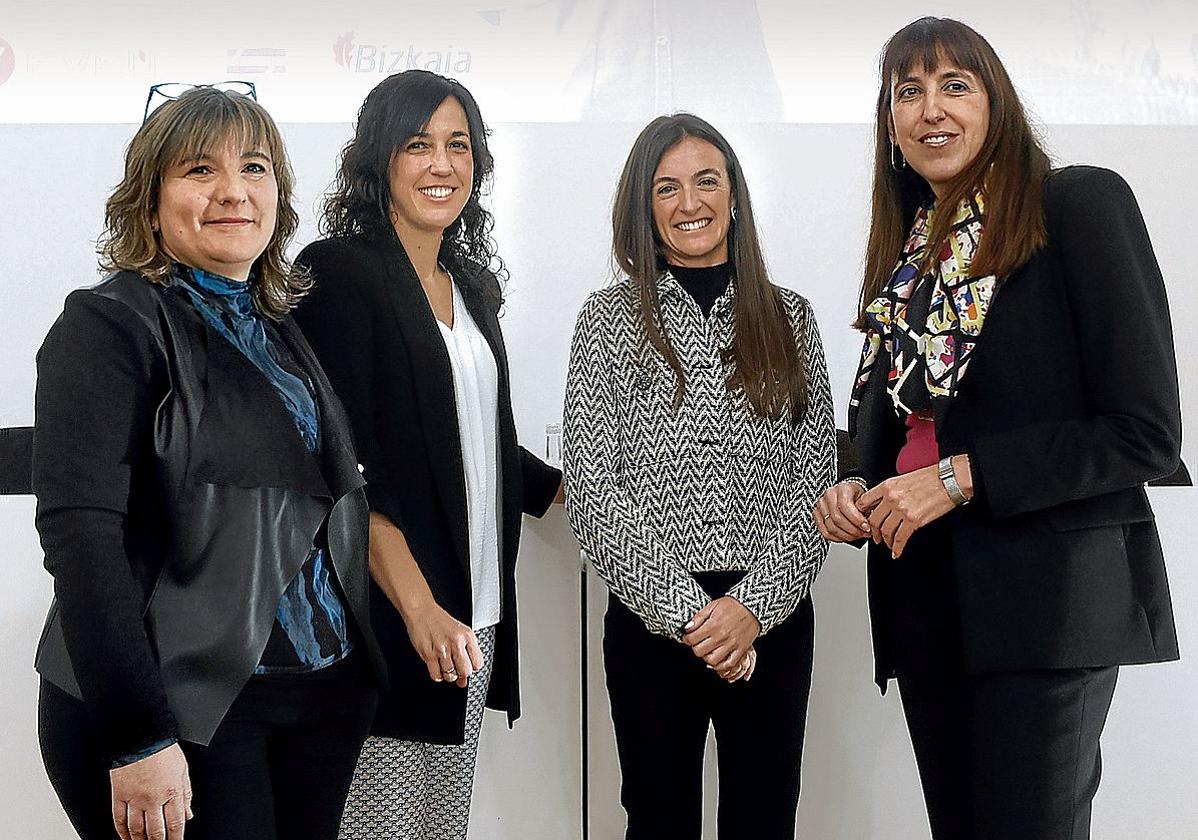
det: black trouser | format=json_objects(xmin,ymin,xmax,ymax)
[
  {"xmin": 884, "ymin": 520, "xmax": 1120, "ymax": 840},
  {"xmin": 897, "ymin": 664, "xmax": 1118, "ymax": 840},
  {"xmin": 603, "ymin": 572, "xmax": 814, "ymax": 840},
  {"xmin": 40, "ymin": 654, "xmax": 377, "ymax": 840}
]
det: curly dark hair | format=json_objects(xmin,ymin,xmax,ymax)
[{"xmin": 320, "ymin": 70, "xmax": 506, "ymax": 297}]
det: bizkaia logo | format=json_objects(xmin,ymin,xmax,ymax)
[
  {"xmin": 0, "ymin": 36, "xmax": 15, "ymax": 86},
  {"xmin": 332, "ymin": 32, "xmax": 472, "ymax": 75}
]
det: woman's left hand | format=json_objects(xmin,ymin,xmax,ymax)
[
  {"xmin": 856, "ymin": 455, "xmax": 973, "ymax": 558},
  {"xmin": 682, "ymin": 596, "xmax": 761, "ymax": 672}
]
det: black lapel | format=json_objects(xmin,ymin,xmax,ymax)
[
  {"xmin": 455, "ymin": 270, "xmax": 511, "ymax": 399},
  {"xmin": 163, "ymin": 285, "xmax": 330, "ymax": 497},
  {"xmin": 850, "ymin": 344, "xmax": 905, "ymax": 485},
  {"xmin": 275, "ymin": 316, "xmax": 366, "ymax": 501},
  {"xmin": 375, "ymin": 234, "xmax": 470, "ymax": 575},
  {"xmin": 933, "ymin": 257, "xmax": 1031, "ymax": 431}
]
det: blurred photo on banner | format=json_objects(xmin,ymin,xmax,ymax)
[{"xmin": 0, "ymin": 1, "xmax": 1194, "ymax": 124}]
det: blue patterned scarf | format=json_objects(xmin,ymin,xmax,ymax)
[{"xmin": 177, "ymin": 266, "xmax": 319, "ymax": 452}]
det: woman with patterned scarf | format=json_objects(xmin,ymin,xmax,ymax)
[{"xmin": 814, "ymin": 17, "xmax": 1182, "ymax": 840}]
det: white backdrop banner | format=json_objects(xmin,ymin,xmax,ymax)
[{"xmin": 0, "ymin": 0, "xmax": 1195, "ymax": 124}]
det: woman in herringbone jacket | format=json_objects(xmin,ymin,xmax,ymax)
[{"xmin": 563, "ymin": 113, "xmax": 836, "ymax": 839}]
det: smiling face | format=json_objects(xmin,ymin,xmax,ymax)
[
  {"xmin": 388, "ymin": 95, "xmax": 474, "ymax": 240},
  {"xmin": 154, "ymin": 137, "xmax": 278, "ymax": 281},
  {"xmin": 651, "ymin": 136, "xmax": 733, "ymax": 269},
  {"xmin": 888, "ymin": 57, "xmax": 990, "ymax": 201}
]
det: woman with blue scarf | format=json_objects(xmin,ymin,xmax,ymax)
[{"xmin": 33, "ymin": 86, "xmax": 383, "ymax": 840}]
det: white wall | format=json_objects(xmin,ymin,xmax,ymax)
[
  {"xmin": 2, "ymin": 118, "xmax": 1195, "ymax": 840},
  {"xmin": 1, "ymin": 2, "xmax": 1197, "ymax": 838},
  {"xmin": 491, "ymin": 121, "xmax": 1198, "ymax": 839}
]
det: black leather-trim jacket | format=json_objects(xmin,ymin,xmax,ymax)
[{"xmin": 34, "ymin": 270, "xmax": 383, "ymax": 747}]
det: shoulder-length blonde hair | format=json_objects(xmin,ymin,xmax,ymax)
[
  {"xmin": 857, "ymin": 16, "xmax": 1052, "ymax": 329},
  {"xmin": 98, "ymin": 86, "xmax": 307, "ymax": 319}
]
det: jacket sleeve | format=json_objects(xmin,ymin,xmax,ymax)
[
  {"xmin": 33, "ymin": 291, "xmax": 179, "ymax": 761},
  {"xmin": 727, "ymin": 300, "xmax": 836, "ymax": 634},
  {"xmin": 969, "ymin": 167, "xmax": 1182, "ymax": 518},
  {"xmin": 294, "ymin": 243, "xmax": 406, "ymax": 531},
  {"xmin": 519, "ymin": 446, "xmax": 561, "ymax": 518},
  {"xmin": 563, "ymin": 292, "xmax": 710, "ymax": 639}
]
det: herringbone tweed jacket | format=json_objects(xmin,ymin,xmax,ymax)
[{"xmin": 564, "ymin": 274, "xmax": 836, "ymax": 639}]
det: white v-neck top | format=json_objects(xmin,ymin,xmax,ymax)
[{"xmin": 436, "ymin": 280, "xmax": 501, "ymax": 630}]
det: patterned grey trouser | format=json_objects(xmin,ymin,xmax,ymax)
[{"xmin": 338, "ymin": 625, "xmax": 496, "ymax": 840}]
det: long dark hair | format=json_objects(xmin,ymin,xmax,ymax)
[
  {"xmin": 858, "ymin": 16, "xmax": 1051, "ymax": 329},
  {"xmin": 613, "ymin": 114, "xmax": 807, "ymax": 423},
  {"xmin": 320, "ymin": 69, "xmax": 506, "ymax": 294},
  {"xmin": 99, "ymin": 87, "xmax": 306, "ymax": 319}
]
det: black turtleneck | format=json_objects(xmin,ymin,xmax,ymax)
[{"xmin": 668, "ymin": 261, "xmax": 733, "ymax": 318}]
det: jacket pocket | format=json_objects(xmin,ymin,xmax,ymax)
[
  {"xmin": 617, "ymin": 355, "xmax": 678, "ymax": 462},
  {"xmin": 1045, "ymin": 486, "xmax": 1154, "ymax": 532}
]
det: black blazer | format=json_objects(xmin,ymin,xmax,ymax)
[
  {"xmin": 32, "ymin": 271, "xmax": 382, "ymax": 757},
  {"xmin": 850, "ymin": 167, "xmax": 1181, "ymax": 688},
  {"xmin": 294, "ymin": 233, "xmax": 561, "ymax": 745}
]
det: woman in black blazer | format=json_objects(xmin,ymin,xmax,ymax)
[
  {"xmin": 814, "ymin": 18, "xmax": 1181, "ymax": 840},
  {"xmin": 292, "ymin": 70, "xmax": 561, "ymax": 840},
  {"xmin": 35, "ymin": 86, "xmax": 381, "ymax": 840}
]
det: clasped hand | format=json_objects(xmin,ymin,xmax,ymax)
[
  {"xmin": 814, "ymin": 458, "xmax": 971, "ymax": 557},
  {"xmin": 402, "ymin": 601, "xmax": 484, "ymax": 688},
  {"xmin": 682, "ymin": 596, "xmax": 760, "ymax": 682}
]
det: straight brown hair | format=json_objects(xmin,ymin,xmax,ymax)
[
  {"xmin": 99, "ymin": 86, "xmax": 306, "ymax": 319},
  {"xmin": 857, "ymin": 17, "xmax": 1052, "ymax": 329},
  {"xmin": 613, "ymin": 114, "xmax": 807, "ymax": 423}
]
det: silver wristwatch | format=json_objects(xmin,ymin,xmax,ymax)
[{"xmin": 938, "ymin": 456, "xmax": 969, "ymax": 506}]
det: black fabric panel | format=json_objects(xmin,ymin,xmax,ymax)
[
  {"xmin": 1149, "ymin": 458, "xmax": 1191, "ymax": 486},
  {"xmin": 0, "ymin": 425, "xmax": 33, "ymax": 494}
]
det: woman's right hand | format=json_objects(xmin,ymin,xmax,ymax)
[
  {"xmin": 401, "ymin": 602, "xmax": 484, "ymax": 688},
  {"xmin": 366, "ymin": 513, "xmax": 483, "ymax": 688},
  {"xmin": 714, "ymin": 646, "xmax": 757, "ymax": 682},
  {"xmin": 109, "ymin": 743, "xmax": 192, "ymax": 840},
  {"xmin": 814, "ymin": 480, "xmax": 872, "ymax": 543}
]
